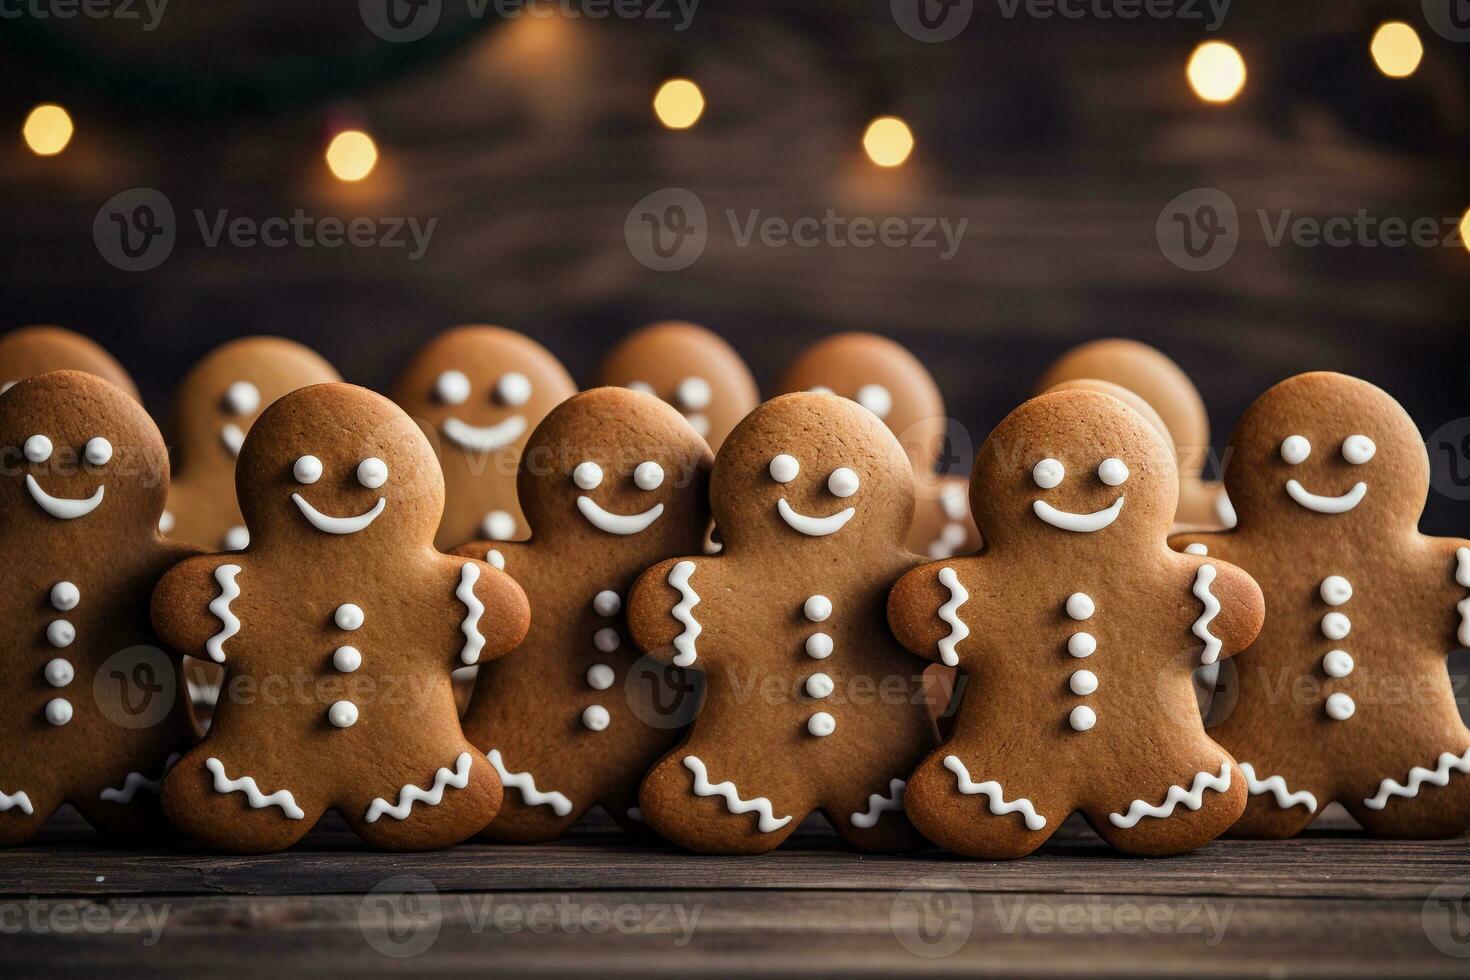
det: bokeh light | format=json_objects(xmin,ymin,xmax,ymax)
[
  {"xmin": 22, "ymin": 104, "xmax": 74, "ymax": 156},
  {"xmin": 653, "ymin": 79, "xmax": 705, "ymax": 129},
  {"xmin": 1370, "ymin": 22, "xmax": 1423, "ymax": 78},
  {"xmin": 325, "ymin": 130, "xmax": 378, "ymax": 182},
  {"xmin": 863, "ymin": 116, "xmax": 914, "ymax": 168},
  {"xmin": 1187, "ymin": 42, "xmax": 1247, "ymax": 104}
]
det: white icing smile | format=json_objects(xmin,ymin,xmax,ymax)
[
  {"xmin": 221, "ymin": 423, "xmax": 246, "ymax": 457},
  {"xmin": 776, "ymin": 497, "xmax": 855, "ymax": 536},
  {"xmin": 25, "ymin": 474, "xmax": 104, "ymax": 519},
  {"xmin": 1285, "ymin": 479, "xmax": 1366, "ymax": 514},
  {"xmin": 442, "ymin": 415, "xmax": 527, "ymax": 452},
  {"xmin": 576, "ymin": 495, "xmax": 663, "ymax": 535},
  {"xmin": 1032, "ymin": 495, "xmax": 1124, "ymax": 533},
  {"xmin": 291, "ymin": 493, "xmax": 386, "ymax": 534}
]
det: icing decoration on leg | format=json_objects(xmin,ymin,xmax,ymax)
[
  {"xmin": 364, "ymin": 751, "xmax": 473, "ymax": 823},
  {"xmin": 99, "ymin": 753, "xmax": 181, "ymax": 804},
  {"xmin": 667, "ymin": 560, "xmax": 701, "ymax": 667},
  {"xmin": 935, "ymin": 567, "xmax": 969, "ymax": 668},
  {"xmin": 850, "ymin": 778, "xmax": 906, "ymax": 829},
  {"xmin": 0, "ymin": 789, "xmax": 34, "ymax": 815},
  {"xmin": 1108, "ymin": 760, "xmax": 1231, "ymax": 828},
  {"xmin": 682, "ymin": 755, "xmax": 792, "ymax": 833},
  {"xmin": 204, "ymin": 757, "xmax": 305, "ymax": 819},
  {"xmin": 487, "ymin": 749, "xmax": 573, "ymax": 817},
  {"xmin": 1457, "ymin": 547, "xmax": 1470, "ymax": 647},
  {"xmin": 943, "ymin": 755, "xmax": 1046, "ymax": 831},
  {"xmin": 1191, "ymin": 563, "xmax": 1222, "ymax": 665},
  {"xmin": 1363, "ymin": 746, "xmax": 1470, "ymax": 810},
  {"xmin": 1238, "ymin": 762, "xmax": 1318, "ymax": 814},
  {"xmin": 206, "ymin": 563, "xmax": 242, "ymax": 664},
  {"xmin": 456, "ymin": 562, "xmax": 485, "ymax": 665}
]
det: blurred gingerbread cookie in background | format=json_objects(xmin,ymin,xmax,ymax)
[
  {"xmin": 393, "ymin": 325, "xmax": 576, "ymax": 551},
  {"xmin": 1035, "ymin": 338, "xmax": 1233, "ymax": 529},
  {"xmin": 596, "ymin": 320, "xmax": 758, "ymax": 451},
  {"xmin": 0, "ymin": 325, "xmax": 138, "ymax": 401}
]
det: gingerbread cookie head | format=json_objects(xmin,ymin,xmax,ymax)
[
  {"xmin": 0, "ymin": 326, "xmax": 138, "ymax": 401},
  {"xmin": 596, "ymin": 321, "xmax": 758, "ymax": 450}
]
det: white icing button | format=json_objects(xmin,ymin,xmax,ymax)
[
  {"xmin": 769, "ymin": 454, "xmax": 800, "ymax": 484},
  {"xmin": 594, "ymin": 628, "xmax": 621, "ymax": 653},
  {"xmin": 805, "ymin": 672, "xmax": 835, "ymax": 699},
  {"xmin": 223, "ymin": 525, "xmax": 249, "ymax": 551},
  {"xmin": 44, "ymin": 658, "xmax": 73, "ymax": 688},
  {"xmin": 805, "ymin": 632, "xmax": 833, "ymax": 659},
  {"xmin": 1065, "ymin": 593, "xmax": 1095, "ymax": 621},
  {"xmin": 333, "ymin": 646, "xmax": 362, "ymax": 672},
  {"xmin": 225, "ymin": 380, "xmax": 261, "ymax": 415},
  {"xmin": 293, "ymin": 454, "xmax": 323, "ymax": 485},
  {"xmin": 807, "ymin": 711, "xmax": 836, "ymax": 737},
  {"xmin": 435, "ymin": 369, "xmax": 471, "ymax": 405},
  {"xmin": 573, "ymin": 461, "xmax": 604, "ymax": 490},
  {"xmin": 855, "ymin": 384, "xmax": 892, "ymax": 419},
  {"xmin": 803, "ymin": 595, "xmax": 833, "ymax": 623},
  {"xmin": 159, "ymin": 510, "xmax": 175, "ymax": 534},
  {"xmin": 1322, "ymin": 649, "xmax": 1354, "ymax": 678},
  {"xmin": 1069, "ymin": 669, "xmax": 1099, "ymax": 696},
  {"xmin": 587, "ymin": 664, "xmax": 615, "ymax": 691},
  {"xmin": 1067, "ymin": 632, "xmax": 1096, "ymax": 658},
  {"xmin": 583, "ymin": 704, "xmax": 611, "ymax": 731},
  {"xmin": 1342, "ymin": 434, "xmax": 1376, "ymax": 465},
  {"xmin": 593, "ymin": 590, "xmax": 622, "ymax": 617},
  {"xmin": 1032, "ymin": 458, "xmax": 1065, "ymax": 490},
  {"xmin": 1097, "ymin": 457, "xmax": 1129, "ymax": 487},
  {"xmin": 1325, "ymin": 692, "xmax": 1356, "ymax": 721},
  {"xmin": 482, "ymin": 510, "xmax": 517, "ymax": 541},
  {"xmin": 485, "ymin": 549, "xmax": 505, "ymax": 570},
  {"xmin": 634, "ymin": 461, "xmax": 665, "ymax": 491},
  {"xmin": 1069, "ymin": 705, "xmax": 1097, "ymax": 732},
  {"xmin": 827, "ymin": 468, "xmax": 860, "ymax": 498},
  {"xmin": 1321, "ymin": 612, "xmax": 1351, "ymax": 641},
  {"xmin": 1184, "ymin": 543, "xmax": 1208, "ymax": 556},
  {"xmin": 627, "ymin": 380, "xmax": 654, "ymax": 395},
  {"xmin": 1280, "ymin": 435, "xmax": 1311, "ymax": 465},
  {"xmin": 675, "ymin": 377, "xmax": 712, "ymax": 411},
  {"xmin": 46, "ymin": 620, "xmax": 75, "ymax": 648},
  {"xmin": 45, "ymin": 697, "xmax": 73, "ymax": 726},
  {"xmin": 685, "ymin": 413, "xmax": 711, "ymax": 438},
  {"xmin": 83, "ymin": 437, "xmax": 113, "ymax": 466},
  {"xmin": 356, "ymin": 457, "xmax": 389, "ymax": 490},
  {"xmin": 328, "ymin": 700, "xmax": 359, "ymax": 728},
  {"xmin": 496, "ymin": 371, "xmax": 532, "ymax": 407},
  {"xmin": 24, "ymin": 434, "xmax": 52, "ymax": 463},
  {"xmin": 50, "ymin": 581, "xmax": 79, "ymax": 611},
  {"xmin": 334, "ymin": 604, "xmax": 365, "ymax": 631},
  {"xmin": 1319, "ymin": 576, "xmax": 1352, "ymax": 607}
]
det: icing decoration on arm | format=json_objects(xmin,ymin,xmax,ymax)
[
  {"xmin": 935, "ymin": 566, "xmax": 969, "ymax": 667},
  {"xmin": 206, "ymin": 563, "xmax": 242, "ymax": 664},
  {"xmin": 25, "ymin": 475, "xmax": 104, "ymax": 520},
  {"xmin": 1363, "ymin": 746, "xmax": 1470, "ymax": 811},
  {"xmin": 1108, "ymin": 760, "xmax": 1231, "ymax": 828},
  {"xmin": 1032, "ymin": 496, "xmax": 1124, "ymax": 533},
  {"xmin": 850, "ymin": 778, "xmax": 906, "ymax": 829},
  {"xmin": 1457, "ymin": 547, "xmax": 1470, "ymax": 648},
  {"xmin": 943, "ymin": 755, "xmax": 1046, "ymax": 831},
  {"xmin": 99, "ymin": 753, "xmax": 180, "ymax": 804},
  {"xmin": 1238, "ymin": 762, "xmax": 1318, "ymax": 814},
  {"xmin": 364, "ymin": 751, "xmax": 473, "ymax": 822},
  {"xmin": 488, "ymin": 749, "xmax": 573, "ymax": 816},
  {"xmin": 667, "ymin": 560, "xmax": 701, "ymax": 667},
  {"xmin": 291, "ymin": 493, "xmax": 386, "ymax": 534},
  {"xmin": 1190, "ymin": 563, "xmax": 1222, "ymax": 665},
  {"xmin": 1284, "ymin": 479, "xmax": 1366, "ymax": 514},
  {"xmin": 456, "ymin": 562, "xmax": 485, "ymax": 665},
  {"xmin": 1183, "ymin": 543, "xmax": 1208, "ymax": 556},
  {"xmin": 776, "ymin": 497, "xmax": 856, "ymax": 537},
  {"xmin": 0, "ymin": 789, "xmax": 34, "ymax": 815},
  {"xmin": 683, "ymin": 755, "xmax": 792, "ymax": 833},
  {"xmin": 204, "ymin": 757, "xmax": 305, "ymax": 819}
]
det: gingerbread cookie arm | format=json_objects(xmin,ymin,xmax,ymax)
[
  {"xmin": 627, "ymin": 555, "xmax": 720, "ymax": 669},
  {"xmin": 151, "ymin": 553, "xmax": 250, "ymax": 665},
  {"xmin": 1175, "ymin": 553, "xmax": 1264, "ymax": 666},
  {"xmin": 1426, "ymin": 536, "xmax": 1470, "ymax": 650},
  {"xmin": 447, "ymin": 556, "xmax": 530, "ymax": 668},
  {"xmin": 887, "ymin": 557, "xmax": 986, "ymax": 668}
]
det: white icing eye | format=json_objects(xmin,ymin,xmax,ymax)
[
  {"xmin": 573, "ymin": 460, "xmax": 603, "ymax": 490},
  {"xmin": 1280, "ymin": 435, "xmax": 1311, "ymax": 465},
  {"xmin": 435, "ymin": 370, "xmax": 471, "ymax": 405},
  {"xmin": 627, "ymin": 380, "xmax": 655, "ymax": 394},
  {"xmin": 225, "ymin": 381, "xmax": 260, "ymax": 415},
  {"xmin": 769, "ymin": 454, "xmax": 800, "ymax": 483},
  {"xmin": 496, "ymin": 372, "xmax": 532, "ymax": 407},
  {"xmin": 634, "ymin": 460, "xmax": 665, "ymax": 491},
  {"xmin": 1032, "ymin": 458, "xmax": 1065, "ymax": 490},
  {"xmin": 1342, "ymin": 434, "xmax": 1376, "ymax": 465},
  {"xmin": 293, "ymin": 455, "xmax": 323, "ymax": 484},
  {"xmin": 828, "ymin": 467, "xmax": 860, "ymax": 498},
  {"xmin": 1097, "ymin": 457, "xmax": 1129, "ymax": 487},
  {"xmin": 676, "ymin": 377, "xmax": 712, "ymax": 410},
  {"xmin": 23, "ymin": 434, "xmax": 52, "ymax": 463},
  {"xmin": 83, "ymin": 437, "xmax": 113, "ymax": 466},
  {"xmin": 855, "ymin": 383, "xmax": 892, "ymax": 419},
  {"xmin": 357, "ymin": 457, "xmax": 388, "ymax": 489}
]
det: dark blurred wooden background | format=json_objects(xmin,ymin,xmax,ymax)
[{"xmin": 1, "ymin": 0, "xmax": 1467, "ymax": 529}]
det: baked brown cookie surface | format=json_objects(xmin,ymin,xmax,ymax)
[{"xmin": 0, "ymin": 325, "xmax": 138, "ymax": 401}]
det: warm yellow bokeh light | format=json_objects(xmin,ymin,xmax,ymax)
[
  {"xmin": 1371, "ymin": 21, "xmax": 1423, "ymax": 78},
  {"xmin": 325, "ymin": 130, "xmax": 378, "ymax": 182},
  {"xmin": 22, "ymin": 104, "xmax": 74, "ymax": 156},
  {"xmin": 1187, "ymin": 41, "xmax": 1247, "ymax": 104},
  {"xmin": 863, "ymin": 116, "xmax": 914, "ymax": 168},
  {"xmin": 653, "ymin": 79, "xmax": 705, "ymax": 129},
  {"xmin": 1460, "ymin": 208, "xmax": 1470, "ymax": 255}
]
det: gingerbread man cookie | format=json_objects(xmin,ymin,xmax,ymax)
[
  {"xmin": 596, "ymin": 321, "xmax": 759, "ymax": 451},
  {"xmin": 0, "ymin": 325, "xmax": 138, "ymax": 401},
  {"xmin": 888, "ymin": 387, "xmax": 1264, "ymax": 857},
  {"xmin": 1173, "ymin": 372, "xmax": 1470, "ymax": 839},
  {"xmin": 626, "ymin": 392, "xmax": 939, "ymax": 854},
  {"xmin": 153, "ymin": 383, "xmax": 529, "ymax": 852},
  {"xmin": 449, "ymin": 387, "xmax": 713, "ymax": 841},
  {"xmin": 392, "ymin": 325, "xmax": 576, "ymax": 550},
  {"xmin": 0, "ymin": 371, "xmax": 198, "ymax": 844}
]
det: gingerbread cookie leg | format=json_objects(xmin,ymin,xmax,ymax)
[
  {"xmin": 0, "ymin": 775, "xmax": 56, "ymax": 847},
  {"xmin": 1224, "ymin": 762, "xmax": 1326, "ymax": 839},
  {"xmin": 161, "ymin": 744, "xmax": 325, "ymax": 854},
  {"xmin": 826, "ymin": 777, "xmax": 929, "ymax": 852},
  {"xmin": 1087, "ymin": 750, "xmax": 1246, "ymax": 856},
  {"xmin": 480, "ymin": 745, "xmax": 584, "ymax": 843},
  {"xmin": 73, "ymin": 753, "xmax": 184, "ymax": 842},
  {"xmin": 638, "ymin": 749, "xmax": 807, "ymax": 855},
  {"xmin": 341, "ymin": 741, "xmax": 502, "ymax": 851},
  {"xmin": 1347, "ymin": 724, "xmax": 1470, "ymax": 840},
  {"xmin": 903, "ymin": 743, "xmax": 1066, "ymax": 859}
]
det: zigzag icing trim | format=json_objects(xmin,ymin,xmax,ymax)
[
  {"xmin": 935, "ymin": 567, "xmax": 969, "ymax": 667},
  {"xmin": 0, "ymin": 789, "xmax": 34, "ymax": 816},
  {"xmin": 1239, "ymin": 762, "xmax": 1318, "ymax": 813},
  {"xmin": 1363, "ymin": 746, "xmax": 1470, "ymax": 811},
  {"xmin": 683, "ymin": 755, "xmax": 791, "ymax": 833},
  {"xmin": 99, "ymin": 753, "xmax": 181, "ymax": 804},
  {"xmin": 205, "ymin": 757, "xmax": 305, "ymax": 819},
  {"xmin": 205, "ymin": 564, "xmax": 242, "ymax": 663},
  {"xmin": 365, "ymin": 751, "xmax": 473, "ymax": 823},
  {"xmin": 668, "ymin": 560, "xmax": 701, "ymax": 667},
  {"xmin": 944, "ymin": 755, "xmax": 1046, "ymax": 831},
  {"xmin": 1191, "ymin": 563, "xmax": 1222, "ymax": 666},
  {"xmin": 456, "ymin": 562, "xmax": 485, "ymax": 666},
  {"xmin": 850, "ymin": 778, "xmax": 906, "ymax": 829},
  {"xmin": 1109, "ymin": 760, "xmax": 1231, "ymax": 828},
  {"xmin": 1457, "ymin": 548, "xmax": 1470, "ymax": 647},
  {"xmin": 488, "ymin": 749, "xmax": 573, "ymax": 816}
]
